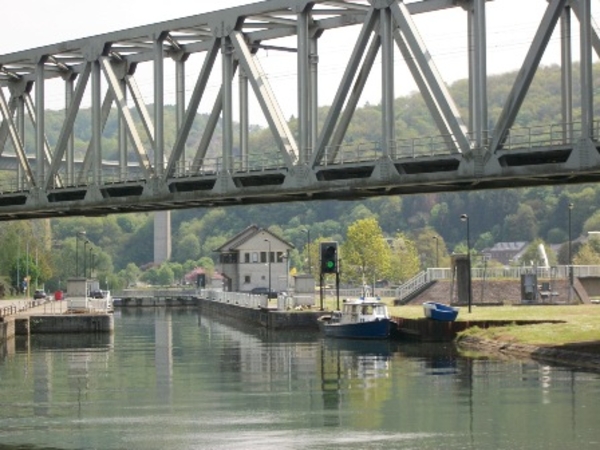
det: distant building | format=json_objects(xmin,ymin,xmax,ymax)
[
  {"xmin": 214, "ymin": 225, "xmax": 294, "ymax": 293},
  {"xmin": 482, "ymin": 242, "xmax": 528, "ymax": 265},
  {"xmin": 184, "ymin": 268, "xmax": 225, "ymax": 290}
]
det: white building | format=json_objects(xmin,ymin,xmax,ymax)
[{"xmin": 215, "ymin": 225, "xmax": 294, "ymax": 293}]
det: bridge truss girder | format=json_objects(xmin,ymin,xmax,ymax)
[{"xmin": 0, "ymin": 0, "xmax": 598, "ymax": 220}]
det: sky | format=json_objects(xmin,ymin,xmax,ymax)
[{"xmin": 0, "ymin": 0, "xmax": 598, "ymax": 121}]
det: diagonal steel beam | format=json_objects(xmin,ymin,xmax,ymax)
[
  {"xmin": 311, "ymin": 6, "xmax": 378, "ymax": 167},
  {"xmin": 394, "ymin": 30, "xmax": 457, "ymax": 153},
  {"xmin": 230, "ymin": 31, "xmax": 299, "ymax": 167},
  {"xmin": 0, "ymin": 94, "xmax": 17, "ymax": 156},
  {"xmin": 125, "ymin": 74, "xmax": 155, "ymax": 149},
  {"xmin": 164, "ymin": 38, "xmax": 220, "ymax": 180},
  {"xmin": 0, "ymin": 89, "xmax": 34, "ymax": 187},
  {"xmin": 571, "ymin": 0, "xmax": 600, "ymax": 57},
  {"xmin": 191, "ymin": 61, "xmax": 239, "ymax": 174},
  {"xmin": 44, "ymin": 63, "xmax": 91, "ymax": 190},
  {"xmin": 101, "ymin": 57, "xmax": 153, "ymax": 178},
  {"xmin": 23, "ymin": 93, "xmax": 65, "ymax": 187},
  {"xmin": 389, "ymin": 1, "xmax": 470, "ymax": 153},
  {"xmin": 491, "ymin": 0, "xmax": 567, "ymax": 152},
  {"xmin": 328, "ymin": 34, "xmax": 380, "ymax": 162}
]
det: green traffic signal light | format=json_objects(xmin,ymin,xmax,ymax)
[{"xmin": 321, "ymin": 242, "xmax": 338, "ymax": 274}]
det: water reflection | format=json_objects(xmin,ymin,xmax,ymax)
[{"xmin": 0, "ymin": 309, "xmax": 599, "ymax": 450}]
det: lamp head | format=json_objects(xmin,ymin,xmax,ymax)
[{"xmin": 460, "ymin": 214, "xmax": 468, "ymax": 222}]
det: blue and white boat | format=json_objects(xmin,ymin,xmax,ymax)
[
  {"xmin": 318, "ymin": 297, "xmax": 392, "ymax": 339},
  {"xmin": 423, "ymin": 302, "xmax": 459, "ymax": 321}
]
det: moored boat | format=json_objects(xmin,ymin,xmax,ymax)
[
  {"xmin": 423, "ymin": 302, "xmax": 459, "ymax": 321},
  {"xmin": 318, "ymin": 297, "xmax": 391, "ymax": 339}
]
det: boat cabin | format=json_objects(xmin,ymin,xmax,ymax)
[{"xmin": 335, "ymin": 298, "xmax": 389, "ymax": 324}]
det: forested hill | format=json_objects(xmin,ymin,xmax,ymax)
[
  {"xmin": 52, "ymin": 62, "xmax": 600, "ymax": 266},
  {"xmin": 2, "ymin": 63, "xmax": 600, "ymax": 292},
  {"xmin": 165, "ymin": 62, "xmax": 600, "ymax": 263}
]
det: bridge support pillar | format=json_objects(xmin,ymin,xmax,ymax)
[{"xmin": 154, "ymin": 210, "xmax": 171, "ymax": 264}]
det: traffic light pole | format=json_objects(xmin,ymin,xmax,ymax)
[
  {"xmin": 319, "ymin": 273, "xmax": 324, "ymax": 310},
  {"xmin": 335, "ymin": 271, "xmax": 340, "ymax": 311},
  {"xmin": 319, "ymin": 241, "xmax": 338, "ymax": 311}
]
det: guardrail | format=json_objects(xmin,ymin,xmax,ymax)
[
  {"xmin": 205, "ymin": 290, "xmax": 268, "ymax": 309},
  {"xmin": 0, "ymin": 298, "xmax": 50, "ymax": 318}
]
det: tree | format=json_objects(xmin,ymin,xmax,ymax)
[
  {"xmin": 503, "ymin": 204, "xmax": 538, "ymax": 241},
  {"xmin": 123, "ymin": 263, "xmax": 142, "ymax": 287},
  {"xmin": 388, "ymin": 232, "xmax": 421, "ymax": 283},
  {"xmin": 341, "ymin": 218, "xmax": 390, "ymax": 285},
  {"xmin": 574, "ymin": 238, "xmax": 600, "ymax": 265},
  {"xmin": 175, "ymin": 234, "xmax": 201, "ymax": 262},
  {"xmin": 413, "ymin": 228, "xmax": 449, "ymax": 269}
]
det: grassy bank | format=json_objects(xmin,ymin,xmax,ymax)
[{"xmin": 390, "ymin": 303, "xmax": 600, "ymax": 347}]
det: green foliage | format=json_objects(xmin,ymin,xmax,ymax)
[
  {"xmin": 519, "ymin": 239, "xmax": 556, "ymax": 267},
  {"xmin": 388, "ymin": 233, "xmax": 420, "ymax": 283},
  {"xmin": 341, "ymin": 218, "xmax": 390, "ymax": 284},
  {"xmin": 4, "ymin": 65, "xmax": 600, "ymax": 291},
  {"xmin": 574, "ymin": 237, "xmax": 600, "ymax": 265}
]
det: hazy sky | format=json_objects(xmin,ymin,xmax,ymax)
[{"xmin": 0, "ymin": 0, "xmax": 597, "ymax": 119}]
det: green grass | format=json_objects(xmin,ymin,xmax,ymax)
[
  {"xmin": 388, "ymin": 303, "xmax": 600, "ymax": 346},
  {"xmin": 319, "ymin": 296, "xmax": 600, "ymax": 347}
]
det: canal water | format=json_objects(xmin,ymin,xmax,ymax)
[{"xmin": 0, "ymin": 308, "xmax": 599, "ymax": 450}]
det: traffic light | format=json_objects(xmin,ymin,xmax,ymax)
[{"xmin": 320, "ymin": 242, "xmax": 338, "ymax": 274}]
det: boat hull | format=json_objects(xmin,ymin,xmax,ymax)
[
  {"xmin": 423, "ymin": 302, "xmax": 459, "ymax": 322},
  {"xmin": 319, "ymin": 318, "xmax": 391, "ymax": 339}
]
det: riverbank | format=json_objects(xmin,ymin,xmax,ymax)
[{"xmin": 390, "ymin": 303, "xmax": 600, "ymax": 369}]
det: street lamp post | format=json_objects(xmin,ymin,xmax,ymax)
[
  {"xmin": 75, "ymin": 231, "xmax": 86, "ymax": 277},
  {"xmin": 264, "ymin": 239, "xmax": 272, "ymax": 296},
  {"xmin": 302, "ymin": 229, "xmax": 311, "ymax": 274},
  {"xmin": 433, "ymin": 235, "xmax": 439, "ymax": 267},
  {"xmin": 460, "ymin": 214, "xmax": 472, "ymax": 313},
  {"xmin": 89, "ymin": 248, "xmax": 94, "ymax": 278},
  {"xmin": 83, "ymin": 240, "xmax": 89, "ymax": 279},
  {"xmin": 568, "ymin": 202, "xmax": 574, "ymax": 301}
]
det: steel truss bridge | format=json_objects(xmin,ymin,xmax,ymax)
[{"xmin": 0, "ymin": 0, "xmax": 599, "ymax": 221}]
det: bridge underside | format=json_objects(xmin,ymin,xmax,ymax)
[{"xmin": 0, "ymin": 0, "xmax": 599, "ymax": 220}]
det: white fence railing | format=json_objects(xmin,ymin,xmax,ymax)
[{"xmin": 205, "ymin": 290, "xmax": 268, "ymax": 309}]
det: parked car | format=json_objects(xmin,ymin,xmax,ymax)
[
  {"xmin": 33, "ymin": 290, "xmax": 47, "ymax": 300},
  {"xmin": 90, "ymin": 290, "xmax": 105, "ymax": 299},
  {"xmin": 250, "ymin": 287, "xmax": 278, "ymax": 299}
]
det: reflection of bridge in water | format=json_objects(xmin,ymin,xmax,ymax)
[{"xmin": 0, "ymin": 0, "xmax": 599, "ymax": 227}]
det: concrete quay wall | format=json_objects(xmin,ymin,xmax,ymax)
[
  {"xmin": 16, "ymin": 314, "xmax": 114, "ymax": 335},
  {"xmin": 198, "ymin": 298, "xmax": 325, "ymax": 330},
  {"xmin": 393, "ymin": 317, "xmax": 564, "ymax": 342},
  {"xmin": 0, "ymin": 318, "xmax": 15, "ymax": 344}
]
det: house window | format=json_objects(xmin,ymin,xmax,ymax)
[
  {"xmin": 244, "ymin": 275, "xmax": 251, "ymax": 284},
  {"xmin": 220, "ymin": 253, "xmax": 238, "ymax": 264},
  {"xmin": 244, "ymin": 253, "xmax": 250, "ymax": 263},
  {"xmin": 277, "ymin": 252, "xmax": 284, "ymax": 262},
  {"xmin": 260, "ymin": 252, "xmax": 267, "ymax": 263},
  {"xmin": 252, "ymin": 252, "xmax": 258, "ymax": 263}
]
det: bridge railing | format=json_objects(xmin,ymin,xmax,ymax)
[{"xmin": 6, "ymin": 119, "xmax": 600, "ymax": 194}]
